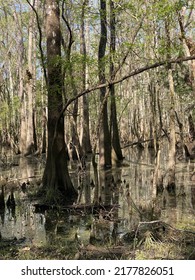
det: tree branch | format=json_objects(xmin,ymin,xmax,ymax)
[
  {"xmin": 26, "ymin": 0, "xmax": 47, "ymax": 85},
  {"xmin": 51, "ymin": 55, "xmax": 195, "ymax": 148},
  {"xmin": 61, "ymin": 55, "xmax": 195, "ymax": 117},
  {"xmin": 61, "ymin": 0, "xmax": 74, "ymax": 56},
  {"xmin": 114, "ymin": 14, "xmax": 145, "ymax": 76}
]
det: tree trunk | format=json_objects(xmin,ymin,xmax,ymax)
[
  {"xmin": 80, "ymin": 0, "xmax": 92, "ymax": 155},
  {"xmin": 178, "ymin": 9, "xmax": 195, "ymax": 95},
  {"xmin": 188, "ymin": 114, "xmax": 195, "ymax": 141},
  {"xmin": 19, "ymin": 0, "xmax": 36, "ymax": 155},
  {"xmin": 61, "ymin": 18, "xmax": 83, "ymax": 161},
  {"xmin": 165, "ymin": 20, "xmax": 176, "ymax": 194},
  {"xmin": 148, "ymin": 78, "xmax": 158, "ymax": 152},
  {"xmin": 109, "ymin": 0, "xmax": 123, "ymax": 164},
  {"xmin": 42, "ymin": 0, "xmax": 77, "ymax": 204},
  {"xmin": 42, "ymin": 108, "xmax": 47, "ymax": 154},
  {"xmin": 98, "ymin": 0, "xmax": 111, "ymax": 169},
  {"xmin": 166, "ymin": 69, "xmax": 176, "ymax": 193},
  {"xmin": 18, "ymin": 58, "xmax": 26, "ymax": 154}
]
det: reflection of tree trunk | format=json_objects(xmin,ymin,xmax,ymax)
[
  {"xmin": 112, "ymin": 169, "xmax": 121, "ymax": 207},
  {"xmin": 98, "ymin": 0, "xmax": 111, "ymax": 169},
  {"xmin": 19, "ymin": 157, "xmax": 34, "ymax": 180},
  {"xmin": 152, "ymin": 146, "xmax": 163, "ymax": 197},
  {"xmin": 84, "ymin": 173, "xmax": 91, "ymax": 205},
  {"xmin": 93, "ymin": 162, "xmax": 99, "ymax": 205},
  {"xmin": 99, "ymin": 171, "xmax": 112, "ymax": 205},
  {"xmin": 163, "ymin": 189, "xmax": 177, "ymax": 210},
  {"xmin": 42, "ymin": 0, "xmax": 77, "ymax": 204}
]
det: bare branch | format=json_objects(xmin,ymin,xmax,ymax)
[
  {"xmin": 61, "ymin": 0, "xmax": 74, "ymax": 55},
  {"xmin": 26, "ymin": 0, "xmax": 47, "ymax": 85},
  {"xmin": 114, "ymin": 14, "xmax": 146, "ymax": 76},
  {"xmin": 61, "ymin": 55, "xmax": 195, "ymax": 117},
  {"xmin": 51, "ymin": 55, "xmax": 195, "ymax": 148}
]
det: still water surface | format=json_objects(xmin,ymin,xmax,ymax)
[{"xmin": 0, "ymin": 147, "xmax": 195, "ymax": 248}]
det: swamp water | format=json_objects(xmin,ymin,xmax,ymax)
[{"xmin": 0, "ymin": 147, "xmax": 195, "ymax": 259}]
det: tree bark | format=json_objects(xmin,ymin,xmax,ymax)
[
  {"xmin": 42, "ymin": 0, "xmax": 77, "ymax": 204},
  {"xmin": 80, "ymin": 0, "xmax": 92, "ymax": 155},
  {"xmin": 109, "ymin": 0, "xmax": 123, "ymax": 164},
  {"xmin": 19, "ymin": 0, "xmax": 36, "ymax": 155},
  {"xmin": 98, "ymin": 0, "xmax": 111, "ymax": 169},
  {"xmin": 61, "ymin": 2, "xmax": 83, "ymax": 161},
  {"xmin": 178, "ymin": 9, "xmax": 195, "ymax": 95},
  {"xmin": 165, "ymin": 20, "xmax": 176, "ymax": 193},
  {"xmin": 166, "ymin": 70, "xmax": 176, "ymax": 193}
]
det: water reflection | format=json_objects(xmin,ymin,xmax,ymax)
[
  {"xmin": 0, "ymin": 202, "xmax": 46, "ymax": 246},
  {"xmin": 0, "ymin": 148, "xmax": 195, "ymax": 251},
  {"xmin": 0, "ymin": 155, "xmax": 45, "ymax": 246}
]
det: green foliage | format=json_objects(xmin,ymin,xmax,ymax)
[
  {"xmin": 0, "ymin": 0, "xmax": 194, "ymax": 153},
  {"xmin": 153, "ymin": 0, "xmax": 179, "ymax": 19},
  {"xmin": 0, "ymin": 101, "xmax": 9, "ymax": 122},
  {"xmin": 12, "ymin": 96, "xmax": 20, "ymax": 111}
]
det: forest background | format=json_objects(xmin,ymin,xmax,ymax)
[
  {"xmin": 0, "ymin": 0, "xmax": 195, "ymax": 220},
  {"xmin": 0, "ymin": 0, "xmax": 195, "ymax": 260}
]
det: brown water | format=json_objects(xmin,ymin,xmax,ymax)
[{"xmin": 0, "ymin": 147, "xmax": 195, "ymax": 250}]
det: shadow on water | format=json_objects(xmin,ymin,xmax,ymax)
[{"xmin": 0, "ymin": 148, "xmax": 195, "ymax": 259}]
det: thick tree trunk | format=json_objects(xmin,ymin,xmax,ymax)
[
  {"xmin": 98, "ymin": 0, "xmax": 111, "ymax": 169},
  {"xmin": 42, "ymin": 0, "xmax": 77, "ymax": 204},
  {"xmin": 110, "ymin": 0, "xmax": 123, "ymax": 164}
]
